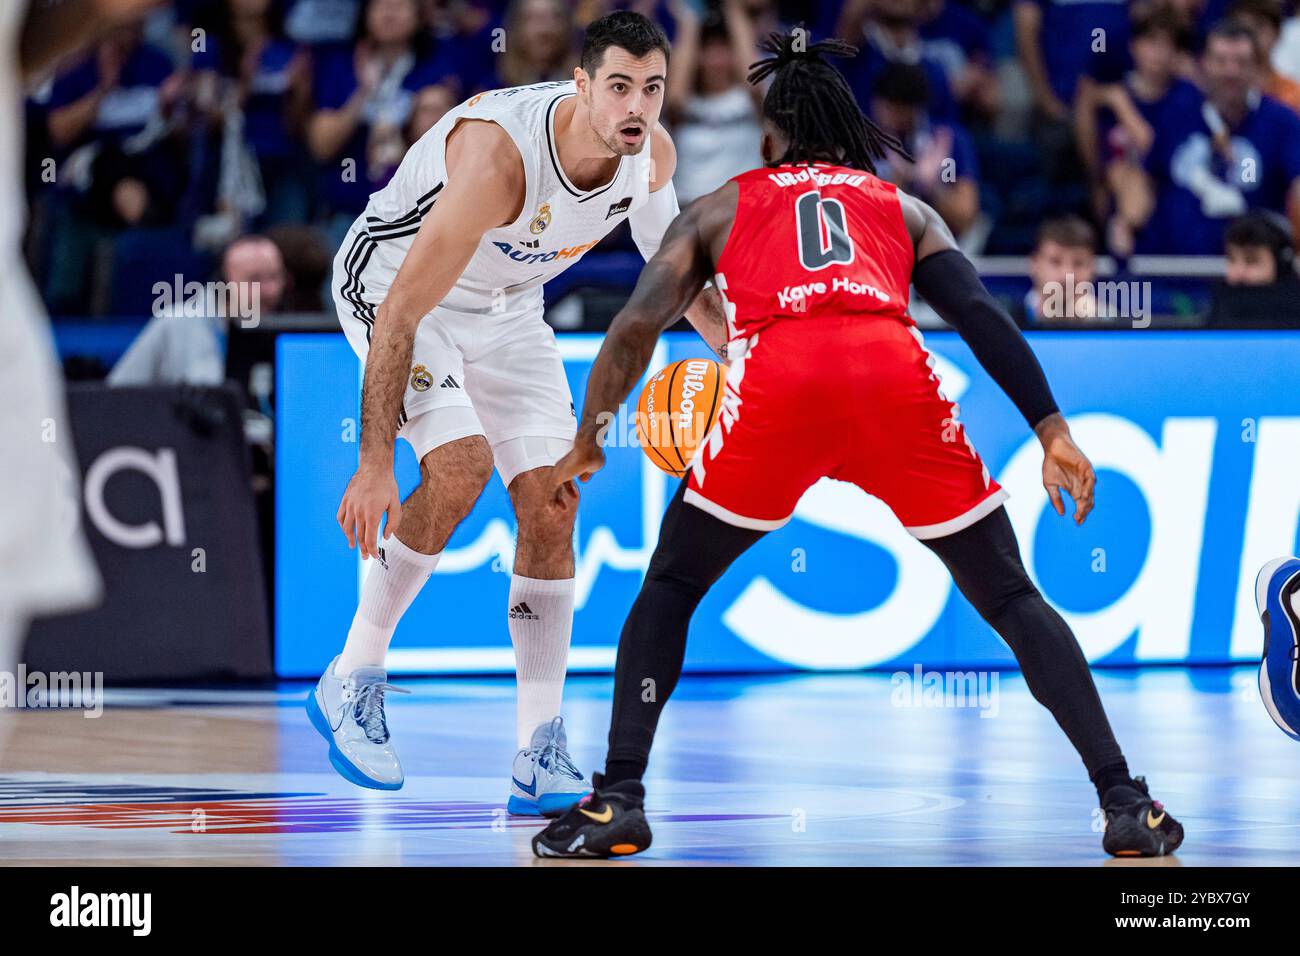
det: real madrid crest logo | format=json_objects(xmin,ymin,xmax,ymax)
[
  {"xmin": 411, "ymin": 365, "xmax": 433, "ymax": 392},
  {"xmin": 529, "ymin": 202, "xmax": 552, "ymax": 235}
]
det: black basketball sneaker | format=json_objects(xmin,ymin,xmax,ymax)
[
  {"xmin": 1101, "ymin": 776, "xmax": 1184, "ymax": 857},
  {"xmin": 531, "ymin": 774, "xmax": 652, "ymax": 859}
]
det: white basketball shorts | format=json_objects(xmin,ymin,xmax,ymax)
[{"xmin": 332, "ymin": 227, "xmax": 576, "ymax": 487}]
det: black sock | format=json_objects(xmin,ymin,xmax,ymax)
[
  {"xmin": 1092, "ymin": 761, "xmax": 1134, "ymax": 804},
  {"xmin": 602, "ymin": 760, "xmax": 646, "ymax": 788}
]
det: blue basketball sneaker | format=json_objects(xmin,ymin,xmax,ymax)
[
  {"xmin": 507, "ymin": 717, "xmax": 591, "ymax": 817},
  {"xmin": 1255, "ymin": 556, "xmax": 1300, "ymax": 741},
  {"xmin": 306, "ymin": 655, "xmax": 410, "ymax": 790}
]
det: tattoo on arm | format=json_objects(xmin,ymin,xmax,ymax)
[{"xmin": 683, "ymin": 285, "xmax": 730, "ymax": 359}]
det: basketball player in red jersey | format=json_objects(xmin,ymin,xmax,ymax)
[{"xmin": 533, "ymin": 33, "xmax": 1183, "ymax": 860}]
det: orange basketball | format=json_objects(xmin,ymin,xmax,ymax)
[{"xmin": 635, "ymin": 359, "xmax": 726, "ymax": 477}]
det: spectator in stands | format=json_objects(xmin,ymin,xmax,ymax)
[
  {"xmin": 1075, "ymin": 3, "xmax": 1201, "ymax": 256},
  {"xmin": 733, "ymin": 0, "xmax": 787, "ymax": 43},
  {"xmin": 1223, "ymin": 208, "xmax": 1297, "ymax": 283},
  {"xmin": 1170, "ymin": 0, "xmax": 1233, "ymax": 52},
  {"xmin": 1014, "ymin": 0, "xmax": 1131, "ymax": 122},
  {"xmin": 46, "ymin": 25, "xmax": 185, "ymax": 224},
  {"xmin": 406, "ymin": 83, "xmax": 456, "ymax": 141},
  {"xmin": 869, "ymin": 62, "xmax": 981, "ymax": 240},
  {"xmin": 917, "ymin": 0, "xmax": 999, "ymax": 121},
  {"xmin": 1137, "ymin": 19, "xmax": 1300, "ymax": 254},
  {"xmin": 1229, "ymin": 0, "xmax": 1300, "ymax": 112},
  {"xmin": 266, "ymin": 224, "xmax": 333, "ymax": 312},
  {"xmin": 108, "ymin": 234, "xmax": 288, "ymax": 386},
  {"xmin": 1206, "ymin": 210, "xmax": 1300, "ymax": 324},
  {"xmin": 423, "ymin": 0, "xmax": 500, "ymax": 96},
  {"xmin": 1014, "ymin": 0, "xmax": 1132, "ymax": 204},
  {"xmin": 493, "ymin": 0, "xmax": 576, "ymax": 87},
  {"xmin": 1014, "ymin": 216, "xmax": 1105, "ymax": 327},
  {"xmin": 837, "ymin": 0, "xmax": 958, "ymax": 121},
  {"xmin": 44, "ymin": 22, "xmax": 187, "ymax": 313},
  {"xmin": 191, "ymin": 0, "xmax": 314, "ymax": 231},
  {"xmin": 575, "ymin": 1, "xmax": 681, "ymax": 31},
  {"xmin": 308, "ymin": 0, "xmax": 455, "ymax": 232},
  {"xmin": 284, "ymin": 0, "xmax": 364, "ymax": 47},
  {"xmin": 664, "ymin": 0, "xmax": 762, "ymax": 204}
]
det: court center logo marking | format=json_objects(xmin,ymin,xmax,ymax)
[{"xmin": 0, "ymin": 779, "xmax": 783, "ymax": 834}]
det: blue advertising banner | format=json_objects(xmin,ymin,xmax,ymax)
[{"xmin": 275, "ymin": 330, "xmax": 1300, "ymax": 677}]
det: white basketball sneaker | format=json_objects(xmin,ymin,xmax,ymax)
[
  {"xmin": 306, "ymin": 655, "xmax": 409, "ymax": 790},
  {"xmin": 508, "ymin": 717, "xmax": 591, "ymax": 816}
]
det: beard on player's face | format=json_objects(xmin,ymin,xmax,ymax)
[
  {"xmin": 583, "ymin": 94, "xmax": 651, "ymax": 156},
  {"xmin": 594, "ymin": 116, "xmax": 647, "ymax": 155}
]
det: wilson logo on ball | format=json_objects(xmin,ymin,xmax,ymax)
[{"xmin": 635, "ymin": 359, "xmax": 726, "ymax": 477}]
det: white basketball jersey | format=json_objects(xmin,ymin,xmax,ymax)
[
  {"xmin": 357, "ymin": 80, "xmax": 653, "ymax": 314},
  {"xmin": 1, "ymin": 0, "xmax": 101, "ymax": 618}
]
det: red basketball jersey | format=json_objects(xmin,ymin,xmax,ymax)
[
  {"xmin": 714, "ymin": 163, "xmax": 915, "ymax": 337},
  {"xmin": 688, "ymin": 161, "xmax": 1003, "ymax": 534}
]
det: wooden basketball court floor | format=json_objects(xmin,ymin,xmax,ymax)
[{"xmin": 0, "ymin": 667, "xmax": 1295, "ymax": 866}]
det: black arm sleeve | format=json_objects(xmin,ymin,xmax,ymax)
[{"xmin": 912, "ymin": 249, "xmax": 1059, "ymax": 430}]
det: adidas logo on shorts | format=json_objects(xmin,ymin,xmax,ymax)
[
  {"xmin": 440, "ymin": 375, "xmax": 461, "ymax": 389},
  {"xmin": 509, "ymin": 602, "xmax": 539, "ymax": 621}
]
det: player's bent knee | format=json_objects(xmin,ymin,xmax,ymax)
[
  {"xmin": 510, "ymin": 469, "xmax": 578, "ymax": 544},
  {"xmin": 643, "ymin": 564, "xmax": 709, "ymax": 605},
  {"xmin": 499, "ymin": 435, "xmax": 574, "ymax": 494},
  {"xmin": 967, "ymin": 574, "xmax": 1041, "ymax": 624},
  {"xmin": 422, "ymin": 435, "xmax": 495, "ymax": 493},
  {"xmin": 644, "ymin": 545, "xmax": 713, "ymax": 596},
  {"xmin": 515, "ymin": 489, "xmax": 578, "ymax": 536}
]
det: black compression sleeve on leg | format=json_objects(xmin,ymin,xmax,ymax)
[
  {"xmin": 920, "ymin": 506, "xmax": 1128, "ymax": 794},
  {"xmin": 912, "ymin": 249, "xmax": 1059, "ymax": 430},
  {"xmin": 603, "ymin": 481, "xmax": 766, "ymax": 786}
]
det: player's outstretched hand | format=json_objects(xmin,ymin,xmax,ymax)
[
  {"xmin": 550, "ymin": 436, "xmax": 606, "ymax": 504},
  {"xmin": 337, "ymin": 465, "xmax": 403, "ymax": 560},
  {"xmin": 1036, "ymin": 413, "xmax": 1095, "ymax": 525}
]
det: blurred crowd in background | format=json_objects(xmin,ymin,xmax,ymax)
[{"xmin": 20, "ymin": 0, "xmax": 1300, "ymax": 335}]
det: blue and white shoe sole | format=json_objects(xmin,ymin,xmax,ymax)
[
  {"xmin": 1254, "ymin": 557, "xmax": 1300, "ymax": 741},
  {"xmin": 507, "ymin": 790, "xmax": 591, "ymax": 817},
  {"xmin": 305, "ymin": 689, "xmax": 404, "ymax": 791}
]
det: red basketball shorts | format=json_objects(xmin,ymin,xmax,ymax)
[{"xmin": 685, "ymin": 316, "xmax": 1007, "ymax": 538}]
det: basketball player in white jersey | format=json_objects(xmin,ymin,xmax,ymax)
[
  {"xmin": 310, "ymin": 11, "xmax": 728, "ymax": 814},
  {"xmin": 2, "ymin": 0, "xmax": 163, "ymax": 755}
]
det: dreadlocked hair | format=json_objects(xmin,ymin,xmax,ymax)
[{"xmin": 748, "ymin": 31, "xmax": 911, "ymax": 174}]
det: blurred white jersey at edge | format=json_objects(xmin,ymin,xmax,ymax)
[{"xmin": 0, "ymin": 0, "xmax": 101, "ymax": 633}]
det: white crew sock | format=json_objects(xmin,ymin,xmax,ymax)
[
  {"xmin": 508, "ymin": 575, "xmax": 575, "ymax": 749},
  {"xmin": 337, "ymin": 537, "xmax": 441, "ymax": 676}
]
